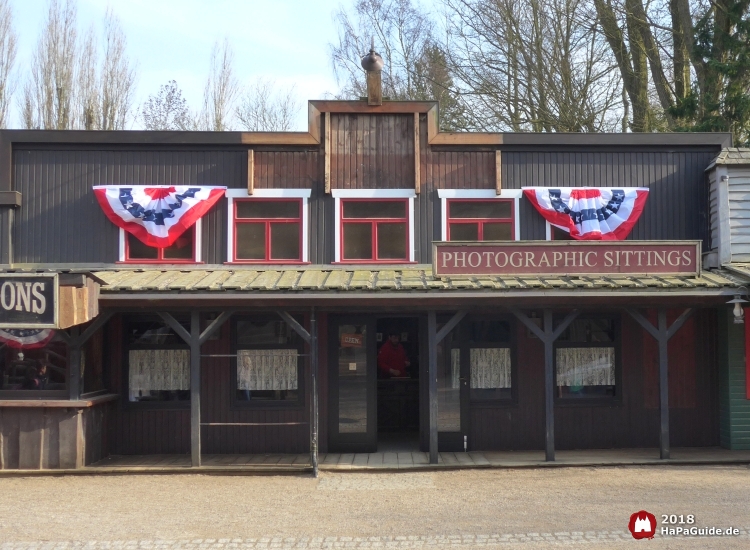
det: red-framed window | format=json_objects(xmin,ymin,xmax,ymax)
[
  {"xmin": 125, "ymin": 226, "xmax": 197, "ymax": 263},
  {"xmin": 340, "ymin": 199, "xmax": 409, "ymax": 262},
  {"xmin": 233, "ymin": 198, "xmax": 303, "ymax": 262},
  {"xmin": 550, "ymin": 225, "xmax": 573, "ymax": 241},
  {"xmin": 446, "ymin": 199, "xmax": 514, "ymax": 241}
]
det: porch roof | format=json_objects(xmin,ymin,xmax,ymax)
[{"xmin": 92, "ymin": 265, "xmax": 740, "ymax": 295}]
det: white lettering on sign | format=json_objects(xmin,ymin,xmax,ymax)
[{"xmin": 0, "ymin": 281, "xmax": 46, "ymax": 314}]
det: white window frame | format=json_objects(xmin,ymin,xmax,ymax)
[
  {"xmin": 119, "ymin": 219, "xmax": 203, "ymax": 263},
  {"xmin": 437, "ymin": 189, "xmax": 522, "ymax": 242},
  {"xmin": 331, "ymin": 189, "xmax": 416, "ymax": 263},
  {"xmin": 226, "ymin": 188, "xmax": 311, "ymax": 263}
]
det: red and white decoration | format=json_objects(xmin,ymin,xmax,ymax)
[
  {"xmin": 94, "ymin": 185, "xmax": 226, "ymax": 248},
  {"xmin": 523, "ymin": 187, "xmax": 649, "ymax": 240},
  {"xmin": 0, "ymin": 328, "xmax": 55, "ymax": 349}
]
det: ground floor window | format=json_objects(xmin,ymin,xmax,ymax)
[
  {"xmin": 0, "ymin": 329, "xmax": 68, "ymax": 396},
  {"xmin": 554, "ymin": 317, "xmax": 618, "ymax": 399},
  {"xmin": 232, "ymin": 317, "xmax": 303, "ymax": 404},
  {"xmin": 124, "ymin": 316, "xmax": 190, "ymax": 404}
]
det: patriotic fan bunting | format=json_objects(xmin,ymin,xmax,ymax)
[
  {"xmin": 0, "ymin": 328, "xmax": 55, "ymax": 349},
  {"xmin": 93, "ymin": 185, "xmax": 227, "ymax": 248},
  {"xmin": 523, "ymin": 187, "xmax": 649, "ymax": 240}
]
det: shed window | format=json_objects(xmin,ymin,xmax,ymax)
[
  {"xmin": 233, "ymin": 199, "xmax": 303, "ymax": 262},
  {"xmin": 554, "ymin": 317, "xmax": 618, "ymax": 399},
  {"xmin": 446, "ymin": 199, "xmax": 514, "ymax": 241},
  {"xmin": 125, "ymin": 317, "xmax": 190, "ymax": 405},
  {"xmin": 341, "ymin": 199, "xmax": 409, "ymax": 261},
  {"xmin": 124, "ymin": 226, "xmax": 197, "ymax": 263}
]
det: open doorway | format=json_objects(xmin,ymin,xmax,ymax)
[{"xmin": 376, "ymin": 317, "xmax": 420, "ymax": 452}]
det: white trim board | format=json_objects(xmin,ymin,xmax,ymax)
[
  {"xmin": 226, "ymin": 188, "xmax": 310, "ymax": 263},
  {"xmin": 332, "ymin": 189, "xmax": 416, "ymax": 262},
  {"xmin": 437, "ymin": 189, "xmax": 522, "ymax": 241}
]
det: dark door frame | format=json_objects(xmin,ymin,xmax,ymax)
[{"xmin": 327, "ymin": 315, "xmax": 378, "ymax": 453}]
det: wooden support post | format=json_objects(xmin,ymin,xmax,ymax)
[
  {"xmin": 510, "ymin": 308, "xmax": 579, "ymax": 462},
  {"xmin": 324, "ymin": 112, "xmax": 331, "ymax": 194},
  {"xmin": 427, "ymin": 311, "xmax": 438, "ymax": 464},
  {"xmin": 414, "ymin": 113, "xmax": 421, "ymax": 195},
  {"xmin": 247, "ymin": 149, "xmax": 254, "ymax": 195},
  {"xmin": 68, "ymin": 327, "xmax": 81, "ymax": 401},
  {"xmin": 310, "ymin": 309, "xmax": 319, "ymax": 477},
  {"xmin": 495, "ymin": 150, "xmax": 502, "ymax": 194},
  {"xmin": 626, "ymin": 307, "xmax": 692, "ymax": 460},
  {"xmin": 189, "ymin": 311, "xmax": 201, "ymax": 467}
]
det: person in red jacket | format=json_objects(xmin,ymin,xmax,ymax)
[{"xmin": 377, "ymin": 332, "xmax": 410, "ymax": 378}]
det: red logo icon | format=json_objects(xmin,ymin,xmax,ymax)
[{"xmin": 628, "ymin": 510, "xmax": 657, "ymax": 539}]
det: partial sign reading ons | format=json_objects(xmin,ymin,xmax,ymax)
[
  {"xmin": 433, "ymin": 241, "xmax": 701, "ymax": 277},
  {"xmin": 0, "ymin": 273, "xmax": 58, "ymax": 328}
]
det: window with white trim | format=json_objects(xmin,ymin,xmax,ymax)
[
  {"xmin": 226, "ymin": 189, "xmax": 310, "ymax": 264},
  {"xmin": 332, "ymin": 189, "xmax": 415, "ymax": 263},
  {"xmin": 120, "ymin": 222, "xmax": 201, "ymax": 263},
  {"xmin": 437, "ymin": 190, "xmax": 521, "ymax": 242}
]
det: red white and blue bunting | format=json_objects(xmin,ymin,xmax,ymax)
[
  {"xmin": 523, "ymin": 187, "xmax": 649, "ymax": 240},
  {"xmin": 93, "ymin": 186, "xmax": 227, "ymax": 248},
  {"xmin": 0, "ymin": 328, "xmax": 55, "ymax": 349}
]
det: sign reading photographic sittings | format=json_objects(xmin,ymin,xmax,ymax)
[
  {"xmin": 0, "ymin": 273, "xmax": 58, "ymax": 328},
  {"xmin": 433, "ymin": 241, "xmax": 701, "ymax": 278}
]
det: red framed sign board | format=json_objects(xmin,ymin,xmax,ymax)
[{"xmin": 432, "ymin": 241, "xmax": 701, "ymax": 278}]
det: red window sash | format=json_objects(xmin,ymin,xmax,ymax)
[
  {"xmin": 340, "ymin": 199, "xmax": 409, "ymax": 262},
  {"xmin": 124, "ymin": 226, "xmax": 197, "ymax": 264},
  {"xmin": 232, "ymin": 198, "xmax": 303, "ymax": 263},
  {"xmin": 446, "ymin": 199, "xmax": 514, "ymax": 241}
]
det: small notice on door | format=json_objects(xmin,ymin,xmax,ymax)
[
  {"xmin": 349, "ymin": 362, "xmax": 357, "ymax": 371},
  {"xmin": 341, "ymin": 333, "xmax": 363, "ymax": 347}
]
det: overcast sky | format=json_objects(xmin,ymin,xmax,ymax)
[{"xmin": 9, "ymin": 0, "xmax": 351, "ymax": 130}]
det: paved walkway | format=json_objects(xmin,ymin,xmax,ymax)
[{"xmin": 69, "ymin": 446, "xmax": 750, "ymax": 474}]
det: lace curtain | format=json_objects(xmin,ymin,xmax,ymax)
[
  {"xmin": 470, "ymin": 348, "xmax": 511, "ymax": 389},
  {"xmin": 128, "ymin": 349, "xmax": 190, "ymax": 391},
  {"xmin": 449, "ymin": 348, "xmax": 512, "ymax": 389},
  {"xmin": 556, "ymin": 347, "xmax": 615, "ymax": 386},
  {"xmin": 237, "ymin": 349, "xmax": 298, "ymax": 391}
]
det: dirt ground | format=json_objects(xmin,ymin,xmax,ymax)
[{"xmin": 0, "ymin": 465, "xmax": 748, "ymax": 548}]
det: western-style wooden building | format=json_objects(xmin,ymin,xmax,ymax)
[{"xmin": 1, "ymin": 72, "xmax": 749, "ymax": 472}]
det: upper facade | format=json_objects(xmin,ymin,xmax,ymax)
[{"xmin": 0, "ymin": 99, "xmax": 732, "ymax": 269}]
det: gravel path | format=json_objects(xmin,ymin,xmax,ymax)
[{"xmin": 0, "ymin": 465, "xmax": 748, "ymax": 548}]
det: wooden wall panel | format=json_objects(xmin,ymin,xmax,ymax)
[
  {"xmin": 469, "ymin": 310, "xmax": 719, "ymax": 451},
  {"xmin": 105, "ymin": 313, "xmax": 310, "ymax": 456},
  {"xmin": 254, "ymin": 151, "xmax": 318, "ymax": 189},
  {"xmin": 330, "ymin": 114, "xmax": 414, "ymax": 189}
]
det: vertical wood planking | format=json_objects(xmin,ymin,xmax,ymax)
[{"xmin": 247, "ymin": 149, "xmax": 254, "ymax": 194}]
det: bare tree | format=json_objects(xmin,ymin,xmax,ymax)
[
  {"xmin": 141, "ymin": 80, "xmax": 194, "ymax": 131},
  {"xmin": 235, "ymin": 79, "xmax": 301, "ymax": 131},
  {"xmin": 76, "ymin": 25, "xmax": 98, "ymax": 130},
  {"xmin": 98, "ymin": 8, "xmax": 136, "ymax": 130},
  {"xmin": 330, "ymin": 0, "xmax": 466, "ymax": 129},
  {"xmin": 443, "ymin": 0, "xmax": 622, "ymax": 132},
  {"xmin": 22, "ymin": 0, "xmax": 78, "ymax": 129},
  {"xmin": 198, "ymin": 39, "xmax": 239, "ymax": 131},
  {"xmin": 331, "ymin": 0, "xmax": 434, "ymax": 99},
  {"xmin": 0, "ymin": 0, "xmax": 17, "ymax": 128}
]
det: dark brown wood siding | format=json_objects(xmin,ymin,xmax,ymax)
[
  {"xmin": 105, "ymin": 314, "xmax": 310, "ymax": 456},
  {"xmin": 254, "ymin": 151, "xmax": 318, "ymax": 189},
  {"xmin": 501, "ymin": 150, "xmax": 717, "ymax": 245},
  {"xmin": 330, "ymin": 114, "xmax": 414, "ymax": 189},
  {"xmin": 468, "ymin": 309, "xmax": 720, "ymax": 451}
]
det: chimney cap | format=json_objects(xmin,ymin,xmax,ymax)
[{"xmin": 361, "ymin": 39, "xmax": 384, "ymax": 72}]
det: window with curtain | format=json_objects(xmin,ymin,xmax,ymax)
[
  {"xmin": 233, "ymin": 318, "xmax": 302, "ymax": 403},
  {"xmin": 555, "ymin": 317, "xmax": 618, "ymax": 398},
  {"xmin": 125, "ymin": 317, "xmax": 190, "ymax": 404}
]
